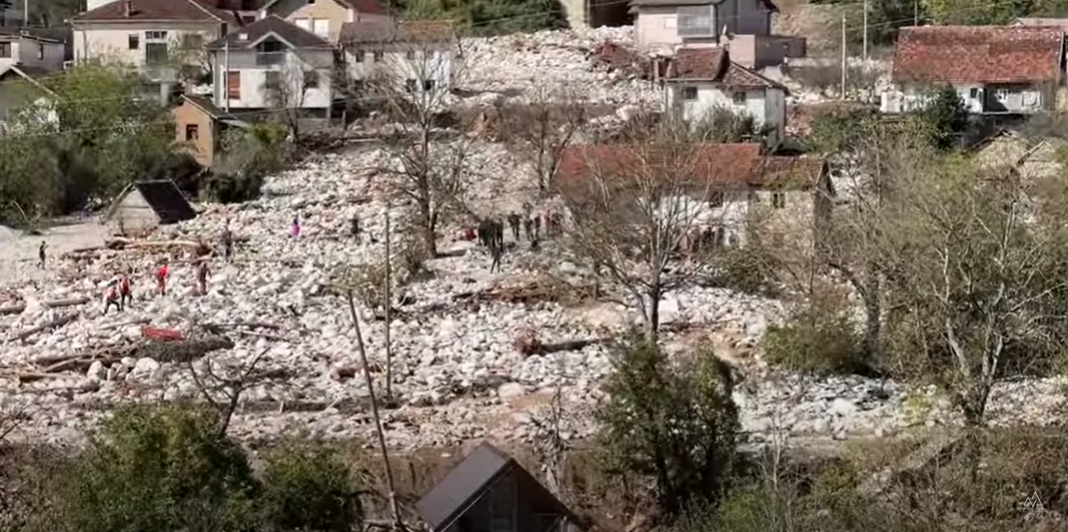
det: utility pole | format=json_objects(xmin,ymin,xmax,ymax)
[
  {"xmin": 22, "ymin": 0, "xmax": 27, "ymax": 26},
  {"xmin": 862, "ymin": 0, "xmax": 869, "ymax": 61},
  {"xmin": 383, "ymin": 201, "xmax": 393, "ymax": 401},
  {"xmin": 914, "ymin": 0, "xmax": 919, "ymax": 26},
  {"xmin": 841, "ymin": 14, "xmax": 847, "ymax": 100},
  {"xmin": 224, "ymin": 39, "xmax": 231, "ymax": 112}
]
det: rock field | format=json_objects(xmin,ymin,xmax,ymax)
[{"xmin": 0, "ymin": 27, "xmax": 1063, "ymax": 453}]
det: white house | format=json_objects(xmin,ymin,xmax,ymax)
[
  {"xmin": 72, "ymin": 0, "xmax": 238, "ymax": 79},
  {"xmin": 0, "ymin": 29, "xmax": 66, "ymax": 73},
  {"xmin": 882, "ymin": 26, "xmax": 1064, "ymax": 115},
  {"xmin": 0, "ymin": 64, "xmax": 60, "ymax": 132},
  {"xmin": 338, "ymin": 20, "xmax": 454, "ymax": 102},
  {"xmin": 260, "ymin": 0, "xmax": 391, "ymax": 43},
  {"xmin": 207, "ymin": 15, "xmax": 335, "ymax": 114},
  {"xmin": 663, "ymin": 47, "xmax": 787, "ymax": 149}
]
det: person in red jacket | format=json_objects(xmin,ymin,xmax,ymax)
[
  {"xmin": 103, "ymin": 280, "xmax": 121, "ymax": 315},
  {"xmin": 156, "ymin": 261, "xmax": 170, "ymax": 296}
]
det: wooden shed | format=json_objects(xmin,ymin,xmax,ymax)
[{"xmin": 103, "ymin": 180, "xmax": 197, "ymax": 237}]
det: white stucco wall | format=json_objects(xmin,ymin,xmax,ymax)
[
  {"xmin": 635, "ymin": 6, "xmax": 680, "ymax": 51},
  {"xmin": 73, "ymin": 21, "xmax": 224, "ymax": 67},
  {"xmin": 212, "ymin": 48, "xmax": 334, "ymax": 109},
  {"xmin": 346, "ymin": 47, "xmax": 452, "ymax": 96},
  {"xmin": 665, "ymin": 83, "xmax": 785, "ymax": 146},
  {"xmin": 18, "ymin": 38, "xmax": 66, "ymax": 70},
  {"xmin": 882, "ymin": 83, "xmax": 1047, "ymax": 114}
]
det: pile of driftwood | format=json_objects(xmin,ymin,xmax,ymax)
[{"xmin": 15, "ymin": 334, "xmax": 235, "ymax": 384}]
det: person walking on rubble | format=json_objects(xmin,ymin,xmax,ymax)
[
  {"xmin": 196, "ymin": 261, "xmax": 211, "ymax": 296},
  {"xmin": 156, "ymin": 261, "xmax": 170, "ymax": 296},
  {"xmin": 290, "ymin": 214, "xmax": 301, "ymax": 240},
  {"xmin": 38, "ymin": 241, "xmax": 47, "ymax": 268},
  {"xmin": 489, "ymin": 239, "xmax": 503, "ymax": 273},
  {"xmin": 350, "ymin": 213, "xmax": 361, "ymax": 241},
  {"xmin": 507, "ymin": 212, "xmax": 521, "ymax": 242},
  {"xmin": 221, "ymin": 222, "xmax": 234, "ymax": 262},
  {"xmin": 103, "ymin": 279, "xmax": 121, "ymax": 315},
  {"xmin": 118, "ymin": 270, "xmax": 133, "ymax": 311}
]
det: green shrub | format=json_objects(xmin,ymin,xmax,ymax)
[
  {"xmin": 53, "ymin": 405, "xmax": 258, "ymax": 532},
  {"xmin": 258, "ymin": 440, "xmax": 364, "ymax": 532},
  {"xmin": 713, "ymin": 244, "xmax": 779, "ymax": 296},
  {"xmin": 763, "ymin": 301, "xmax": 865, "ymax": 375}
]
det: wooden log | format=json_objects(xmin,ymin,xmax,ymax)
[
  {"xmin": 0, "ymin": 304, "xmax": 26, "ymax": 316},
  {"xmin": 43, "ymin": 296, "xmax": 89, "ymax": 309},
  {"xmin": 105, "ymin": 238, "xmax": 202, "ymax": 250},
  {"xmin": 8, "ymin": 313, "xmax": 78, "ymax": 343}
]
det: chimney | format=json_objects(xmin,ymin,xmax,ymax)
[{"xmin": 123, "ymin": 0, "xmax": 132, "ymax": 18}]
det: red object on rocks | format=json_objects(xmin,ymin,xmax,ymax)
[{"xmin": 141, "ymin": 326, "xmax": 183, "ymax": 341}]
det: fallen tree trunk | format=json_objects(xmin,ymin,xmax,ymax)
[
  {"xmin": 43, "ymin": 296, "xmax": 90, "ymax": 309},
  {"xmin": 536, "ymin": 338, "xmax": 604, "ymax": 355},
  {"xmin": 8, "ymin": 313, "xmax": 79, "ymax": 343},
  {"xmin": 0, "ymin": 304, "xmax": 25, "ymax": 316},
  {"xmin": 105, "ymin": 238, "xmax": 203, "ymax": 251}
]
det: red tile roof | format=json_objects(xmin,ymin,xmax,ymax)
[
  {"xmin": 555, "ymin": 143, "xmax": 824, "ymax": 195},
  {"xmin": 666, "ymin": 47, "xmax": 787, "ymax": 91},
  {"xmin": 892, "ymin": 26, "xmax": 1064, "ymax": 84},
  {"xmin": 74, "ymin": 0, "xmax": 238, "ymax": 24}
]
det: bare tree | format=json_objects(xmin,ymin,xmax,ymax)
[
  {"xmin": 186, "ymin": 346, "xmax": 271, "ymax": 438},
  {"xmin": 362, "ymin": 21, "xmax": 470, "ymax": 257},
  {"xmin": 501, "ymin": 82, "xmax": 587, "ymax": 193},
  {"xmin": 558, "ymin": 122, "xmax": 721, "ymax": 342},
  {"xmin": 263, "ymin": 54, "xmax": 328, "ymax": 142}
]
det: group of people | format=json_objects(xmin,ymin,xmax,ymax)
[
  {"xmin": 466, "ymin": 205, "xmax": 563, "ymax": 273},
  {"xmin": 101, "ymin": 259, "xmax": 212, "ymax": 314}
]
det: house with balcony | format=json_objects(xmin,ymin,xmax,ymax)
[
  {"xmin": 72, "ymin": 0, "xmax": 239, "ymax": 85},
  {"xmin": 207, "ymin": 15, "xmax": 335, "ymax": 115},
  {"xmin": 664, "ymin": 47, "xmax": 787, "ymax": 149},
  {"xmin": 555, "ymin": 142, "xmax": 832, "ymax": 249},
  {"xmin": 338, "ymin": 19, "xmax": 454, "ymax": 102},
  {"xmin": 0, "ymin": 28, "xmax": 66, "ymax": 73},
  {"xmin": 260, "ymin": 0, "xmax": 391, "ymax": 43},
  {"xmin": 629, "ymin": 0, "xmax": 803, "ymax": 69},
  {"xmin": 881, "ymin": 26, "xmax": 1065, "ymax": 116}
]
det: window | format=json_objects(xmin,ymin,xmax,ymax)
[
  {"xmin": 145, "ymin": 42, "xmax": 168, "ymax": 65},
  {"xmin": 185, "ymin": 124, "xmax": 199, "ymax": 141},
  {"xmin": 681, "ymin": 86, "xmax": 698, "ymax": 100},
  {"xmin": 406, "ymin": 49, "xmax": 415, "ymax": 60},
  {"xmin": 352, "ymin": 49, "xmax": 366, "ymax": 62},
  {"xmin": 677, "ymin": 5, "xmax": 714, "ymax": 37},
  {"xmin": 0, "ymin": 42, "xmax": 10, "ymax": 58},
  {"xmin": 969, "ymin": 87, "xmax": 979, "ymax": 99},
  {"xmin": 708, "ymin": 191, "xmax": 724, "ymax": 208},
  {"xmin": 304, "ymin": 70, "xmax": 319, "ymax": 89},
  {"xmin": 128, "ymin": 34, "xmax": 139, "ymax": 49},
  {"xmin": 772, "ymin": 192, "xmax": 786, "ymax": 209},
  {"xmin": 227, "ymin": 71, "xmax": 241, "ymax": 99},
  {"xmin": 732, "ymin": 91, "xmax": 746, "ymax": 104},
  {"xmin": 256, "ymin": 39, "xmax": 285, "ymax": 65},
  {"xmin": 373, "ymin": 50, "xmax": 383, "ymax": 61},
  {"xmin": 312, "ymin": 18, "xmax": 329, "ymax": 37},
  {"xmin": 241, "ymin": 15, "xmax": 255, "ymax": 25},
  {"xmin": 145, "ymin": 30, "xmax": 168, "ymax": 40},
  {"xmin": 405, "ymin": 78, "xmax": 417, "ymax": 92},
  {"xmin": 423, "ymin": 79, "xmax": 435, "ymax": 91},
  {"xmin": 265, "ymin": 71, "xmax": 281, "ymax": 90},
  {"xmin": 37, "ymin": 43, "xmax": 43, "ymax": 60}
]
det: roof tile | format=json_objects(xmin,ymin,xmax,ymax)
[
  {"xmin": 667, "ymin": 47, "xmax": 787, "ymax": 91},
  {"xmin": 74, "ymin": 0, "xmax": 237, "ymax": 25},
  {"xmin": 892, "ymin": 26, "xmax": 1064, "ymax": 84},
  {"xmin": 207, "ymin": 15, "xmax": 334, "ymax": 49}
]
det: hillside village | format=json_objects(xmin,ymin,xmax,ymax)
[{"xmin": 4, "ymin": 0, "xmax": 1068, "ymax": 530}]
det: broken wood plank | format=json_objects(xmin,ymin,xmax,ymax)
[{"xmin": 9, "ymin": 313, "xmax": 79, "ymax": 343}]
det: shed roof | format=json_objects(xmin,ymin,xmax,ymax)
[
  {"xmin": 105, "ymin": 180, "xmax": 197, "ymax": 225},
  {"xmin": 891, "ymin": 26, "xmax": 1064, "ymax": 85},
  {"xmin": 416, "ymin": 443, "xmax": 514, "ymax": 532},
  {"xmin": 179, "ymin": 94, "xmax": 236, "ymax": 119},
  {"xmin": 207, "ymin": 14, "xmax": 334, "ymax": 49}
]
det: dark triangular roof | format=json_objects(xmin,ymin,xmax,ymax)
[
  {"xmin": 106, "ymin": 180, "xmax": 196, "ymax": 224},
  {"xmin": 207, "ymin": 15, "xmax": 334, "ymax": 50}
]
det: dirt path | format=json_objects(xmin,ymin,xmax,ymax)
[{"xmin": 0, "ymin": 221, "xmax": 109, "ymax": 288}]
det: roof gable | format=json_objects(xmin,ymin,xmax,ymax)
[
  {"xmin": 261, "ymin": 0, "xmax": 387, "ymax": 16},
  {"xmin": 73, "ymin": 0, "xmax": 236, "ymax": 24},
  {"xmin": 416, "ymin": 443, "xmax": 513, "ymax": 532},
  {"xmin": 892, "ymin": 26, "xmax": 1064, "ymax": 85},
  {"xmin": 207, "ymin": 14, "xmax": 334, "ymax": 49},
  {"xmin": 666, "ymin": 47, "xmax": 788, "ymax": 92}
]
